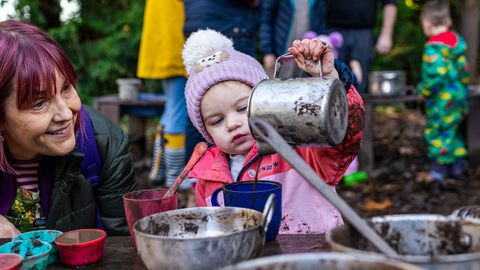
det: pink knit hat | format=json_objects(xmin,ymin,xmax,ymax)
[{"xmin": 182, "ymin": 29, "xmax": 267, "ymax": 144}]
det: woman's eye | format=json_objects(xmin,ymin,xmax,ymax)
[
  {"xmin": 33, "ymin": 100, "xmax": 45, "ymax": 108},
  {"xmin": 62, "ymin": 84, "xmax": 71, "ymax": 92}
]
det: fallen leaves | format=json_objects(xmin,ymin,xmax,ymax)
[
  {"xmin": 399, "ymin": 146, "xmax": 414, "ymax": 156},
  {"xmin": 415, "ymin": 171, "xmax": 434, "ymax": 183},
  {"xmin": 358, "ymin": 199, "xmax": 392, "ymax": 211}
]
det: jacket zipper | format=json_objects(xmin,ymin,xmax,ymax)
[{"xmin": 235, "ymin": 154, "xmax": 259, "ymax": 182}]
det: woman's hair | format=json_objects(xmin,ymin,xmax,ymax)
[
  {"xmin": 0, "ymin": 20, "xmax": 81, "ymax": 173},
  {"xmin": 421, "ymin": 1, "xmax": 451, "ymax": 26}
]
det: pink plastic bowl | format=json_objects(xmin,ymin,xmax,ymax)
[
  {"xmin": 54, "ymin": 229, "xmax": 106, "ymax": 266},
  {"xmin": 0, "ymin": 253, "xmax": 22, "ymax": 270}
]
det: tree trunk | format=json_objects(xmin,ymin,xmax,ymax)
[{"xmin": 459, "ymin": 0, "xmax": 480, "ymax": 84}]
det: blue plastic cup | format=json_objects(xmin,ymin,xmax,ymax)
[
  {"xmin": 0, "ymin": 239, "xmax": 51, "ymax": 270},
  {"xmin": 211, "ymin": 180, "xmax": 282, "ymax": 241},
  {"xmin": 13, "ymin": 230, "xmax": 63, "ymax": 264}
]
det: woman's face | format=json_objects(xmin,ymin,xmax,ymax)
[{"xmin": 2, "ymin": 69, "xmax": 81, "ymax": 159}]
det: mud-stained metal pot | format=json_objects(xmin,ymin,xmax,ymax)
[
  {"xmin": 327, "ymin": 214, "xmax": 480, "ymax": 270},
  {"xmin": 133, "ymin": 196, "xmax": 274, "ymax": 270},
  {"xmin": 220, "ymin": 252, "xmax": 423, "ymax": 270},
  {"xmin": 247, "ymin": 53, "xmax": 348, "ymax": 156}
]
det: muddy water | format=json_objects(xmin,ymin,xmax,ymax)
[{"xmin": 253, "ymin": 156, "xmax": 263, "ymax": 191}]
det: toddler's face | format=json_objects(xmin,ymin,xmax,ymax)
[
  {"xmin": 421, "ymin": 19, "xmax": 433, "ymax": 37},
  {"xmin": 201, "ymin": 81, "xmax": 255, "ymax": 155}
]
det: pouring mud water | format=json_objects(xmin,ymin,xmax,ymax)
[
  {"xmin": 247, "ymin": 53, "xmax": 399, "ymax": 257},
  {"xmin": 210, "ymin": 52, "xmax": 349, "ymax": 242},
  {"xmin": 248, "ymin": 54, "xmax": 480, "ymax": 268}
]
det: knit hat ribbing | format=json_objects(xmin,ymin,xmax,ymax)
[{"xmin": 183, "ymin": 29, "xmax": 267, "ymax": 144}]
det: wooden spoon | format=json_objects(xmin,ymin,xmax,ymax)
[{"xmin": 162, "ymin": 142, "xmax": 208, "ymax": 199}]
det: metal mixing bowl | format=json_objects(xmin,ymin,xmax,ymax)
[
  {"xmin": 134, "ymin": 196, "xmax": 274, "ymax": 270},
  {"xmin": 327, "ymin": 214, "xmax": 480, "ymax": 270}
]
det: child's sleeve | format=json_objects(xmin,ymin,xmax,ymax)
[
  {"xmin": 418, "ymin": 45, "xmax": 448, "ymax": 98},
  {"xmin": 297, "ymin": 85, "xmax": 365, "ymax": 186}
]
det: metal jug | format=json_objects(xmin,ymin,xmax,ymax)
[{"xmin": 247, "ymin": 53, "xmax": 348, "ymax": 156}]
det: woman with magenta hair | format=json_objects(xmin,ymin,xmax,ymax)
[{"xmin": 0, "ymin": 20, "xmax": 137, "ymax": 237}]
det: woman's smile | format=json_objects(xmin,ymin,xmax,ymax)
[{"xmin": 46, "ymin": 124, "xmax": 72, "ymax": 137}]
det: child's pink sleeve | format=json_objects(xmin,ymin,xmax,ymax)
[{"xmin": 299, "ymin": 85, "xmax": 365, "ymax": 186}]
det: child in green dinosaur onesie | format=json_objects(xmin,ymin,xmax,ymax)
[{"xmin": 418, "ymin": 0, "xmax": 469, "ymax": 180}]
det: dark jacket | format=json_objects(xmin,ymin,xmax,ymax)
[
  {"xmin": 183, "ymin": 0, "xmax": 261, "ymax": 57},
  {"xmin": 260, "ymin": 0, "xmax": 327, "ymax": 56},
  {"xmin": 0, "ymin": 106, "xmax": 137, "ymax": 236}
]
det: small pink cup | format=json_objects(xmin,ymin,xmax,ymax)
[{"xmin": 123, "ymin": 189, "xmax": 178, "ymax": 247}]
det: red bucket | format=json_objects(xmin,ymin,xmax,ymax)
[{"xmin": 123, "ymin": 189, "xmax": 178, "ymax": 247}]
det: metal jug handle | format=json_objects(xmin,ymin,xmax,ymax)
[
  {"xmin": 274, "ymin": 52, "xmax": 323, "ymax": 78},
  {"xmin": 260, "ymin": 194, "xmax": 276, "ymax": 236}
]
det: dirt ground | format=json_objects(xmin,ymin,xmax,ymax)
[
  {"xmin": 337, "ymin": 105, "xmax": 480, "ymax": 218},
  {"xmin": 132, "ymin": 106, "xmax": 480, "ymax": 217}
]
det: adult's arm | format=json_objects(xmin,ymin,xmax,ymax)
[
  {"xmin": 0, "ymin": 215, "xmax": 20, "ymax": 238},
  {"xmin": 86, "ymin": 107, "xmax": 138, "ymax": 236},
  {"xmin": 376, "ymin": 3, "xmax": 397, "ymax": 55}
]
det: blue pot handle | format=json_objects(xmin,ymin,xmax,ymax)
[{"xmin": 211, "ymin": 187, "xmax": 222, "ymax": 207}]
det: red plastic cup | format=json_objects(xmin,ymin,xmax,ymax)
[
  {"xmin": 123, "ymin": 189, "xmax": 178, "ymax": 247},
  {"xmin": 54, "ymin": 229, "xmax": 106, "ymax": 266},
  {"xmin": 0, "ymin": 253, "xmax": 22, "ymax": 270}
]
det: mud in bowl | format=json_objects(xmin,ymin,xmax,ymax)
[
  {"xmin": 12, "ymin": 229, "xmax": 62, "ymax": 265},
  {"xmin": 123, "ymin": 189, "xmax": 178, "ymax": 247},
  {"xmin": 211, "ymin": 180, "xmax": 281, "ymax": 241},
  {"xmin": 0, "ymin": 239, "xmax": 51, "ymax": 270}
]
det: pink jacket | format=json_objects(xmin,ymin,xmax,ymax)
[{"xmin": 190, "ymin": 86, "xmax": 365, "ymax": 234}]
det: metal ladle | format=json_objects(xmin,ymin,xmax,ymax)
[{"xmin": 249, "ymin": 117, "xmax": 399, "ymax": 258}]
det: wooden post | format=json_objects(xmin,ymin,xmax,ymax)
[{"xmin": 459, "ymin": 0, "xmax": 480, "ymax": 84}]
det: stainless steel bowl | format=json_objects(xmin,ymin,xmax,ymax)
[
  {"xmin": 133, "ymin": 196, "xmax": 274, "ymax": 270},
  {"xmin": 369, "ymin": 70, "xmax": 406, "ymax": 96},
  {"xmin": 327, "ymin": 214, "xmax": 480, "ymax": 270},
  {"xmin": 220, "ymin": 252, "xmax": 423, "ymax": 270}
]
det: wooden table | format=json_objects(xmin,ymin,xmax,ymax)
[
  {"xmin": 93, "ymin": 94, "xmax": 167, "ymax": 154},
  {"xmin": 0, "ymin": 234, "xmax": 330, "ymax": 269},
  {"xmin": 358, "ymin": 91, "xmax": 480, "ymax": 173}
]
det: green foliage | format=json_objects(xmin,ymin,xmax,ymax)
[
  {"xmin": 1, "ymin": 0, "xmax": 146, "ymax": 106},
  {"xmin": 48, "ymin": 0, "xmax": 145, "ymax": 105}
]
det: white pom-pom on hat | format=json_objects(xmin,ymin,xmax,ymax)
[
  {"xmin": 182, "ymin": 29, "xmax": 234, "ymax": 75},
  {"xmin": 183, "ymin": 29, "xmax": 267, "ymax": 145}
]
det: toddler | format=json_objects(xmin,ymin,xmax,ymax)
[
  {"xmin": 183, "ymin": 29, "xmax": 364, "ymax": 234},
  {"xmin": 418, "ymin": 1, "xmax": 469, "ymax": 181}
]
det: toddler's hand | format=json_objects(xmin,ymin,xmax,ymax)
[
  {"xmin": 0, "ymin": 215, "xmax": 20, "ymax": 238},
  {"xmin": 288, "ymin": 39, "xmax": 339, "ymax": 79}
]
